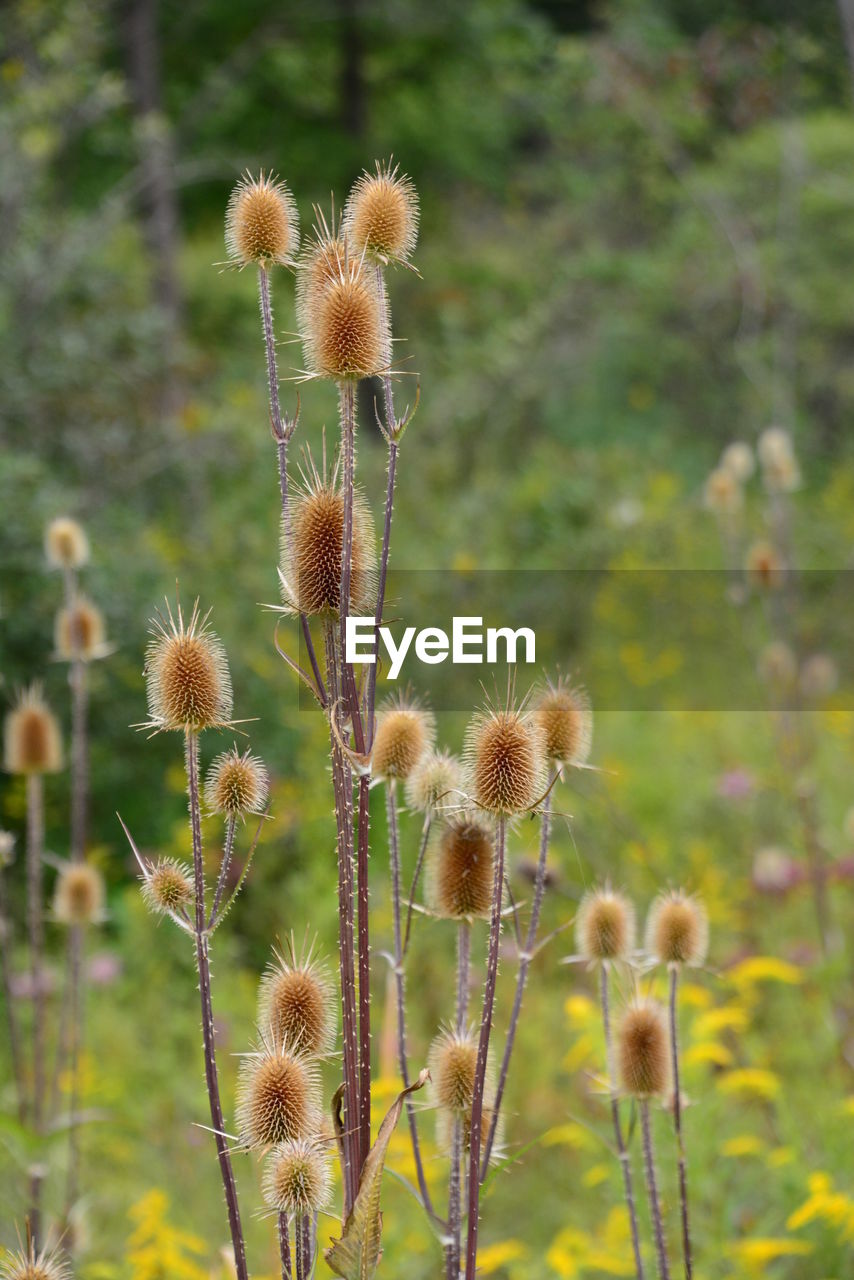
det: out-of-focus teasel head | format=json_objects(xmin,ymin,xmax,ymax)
[
  {"xmin": 4, "ymin": 685, "xmax": 63, "ymax": 775},
  {"xmin": 54, "ymin": 596, "xmax": 109, "ymax": 662},
  {"xmin": 463, "ymin": 692, "xmax": 546, "ymax": 817},
  {"xmin": 343, "ymin": 159, "xmax": 419, "ymax": 267},
  {"xmin": 205, "ymin": 746, "xmax": 269, "ymax": 819},
  {"xmin": 618, "ymin": 1000, "xmax": 669, "ymax": 1099},
  {"xmin": 430, "ymin": 1026, "xmax": 479, "ymax": 1113},
  {"xmin": 758, "ymin": 425, "xmax": 800, "ymax": 493},
  {"xmin": 53, "ymin": 862, "xmax": 105, "ymax": 926},
  {"xmin": 405, "ymin": 749, "xmax": 462, "ymax": 815},
  {"xmin": 758, "ymin": 640, "xmax": 797, "ymax": 692},
  {"xmin": 645, "ymin": 889, "xmax": 708, "ymax": 968},
  {"xmin": 257, "ymin": 940, "xmax": 335, "ymax": 1056},
  {"xmin": 143, "ymin": 598, "xmax": 233, "ymax": 734},
  {"xmin": 45, "ymin": 516, "xmax": 89, "ymax": 571},
  {"xmin": 534, "ymin": 677, "xmax": 593, "ymax": 768},
  {"xmin": 576, "ymin": 886, "xmax": 635, "ymax": 966},
  {"xmin": 745, "ymin": 539, "xmax": 785, "ymax": 591},
  {"xmin": 225, "ymin": 171, "xmax": 299, "ymax": 269},
  {"xmin": 371, "ymin": 691, "xmax": 435, "ymax": 782},
  {"xmin": 720, "ymin": 440, "xmax": 755, "ymax": 482},
  {"xmin": 141, "ymin": 857, "xmax": 194, "ymax": 916},
  {"xmin": 262, "ymin": 1137, "xmax": 332, "ymax": 1216},
  {"xmin": 236, "ymin": 1031, "xmax": 321, "ymax": 1149},
  {"xmin": 0, "ymin": 1238, "xmax": 71, "ymax": 1280},
  {"xmin": 704, "ymin": 466, "xmax": 743, "ymax": 516},
  {"xmin": 428, "ymin": 815, "xmax": 495, "ymax": 921}
]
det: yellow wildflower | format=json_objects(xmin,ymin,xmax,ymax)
[
  {"xmin": 717, "ymin": 1069, "xmax": 781, "ymax": 1101},
  {"xmin": 720, "ymin": 1135, "xmax": 764, "ymax": 1158},
  {"xmin": 476, "ymin": 1240, "xmax": 527, "ymax": 1274},
  {"xmin": 727, "ymin": 957, "xmax": 803, "ymax": 988}
]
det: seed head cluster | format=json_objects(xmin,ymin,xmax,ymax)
[
  {"xmin": 54, "ymin": 862, "xmax": 105, "ymax": 925},
  {"xmin": 206, "ymin": 747, "xmax": 269, "ymax": 817},
  {"xmin": 262, "ymin": 1137, "xmax": 332, "ymax": 1214},
  {"xmin": 236, "ymin": 1035, "xmax": 319, "ymax": 1149},
  {"xmin": 55, "ymin": 597, "xmax": 107, "ymax": 662},
  {"xmin": 144, "ymin": 600, "xmax": 233, "ymax": 733},
  {"xmin": 430, "ymin": 1028, "xmax": 479, "ymax": 1112},
  {"xmin": 4, "ymin": 686, "xmax": 63, "ymax": 775},
  {"xmin": 282, "ymin": 470, "xmax": 376, "ymax": 617},
  {"xmin": 618, "ymin": 1000, "xmax": 669, "ymax": 1099},
  {"xmin": 343, "ymin": 160, "xmax": 419, "ymax": 265},
  {"xmin": 464, "ymin": 703, "xmax": 546, "ymax": 815},
  {"xmin": 142, "ymin": 857, "xmax": 194, "ymax": 915},
  {"xmin": 534, "ymin": 680, "xmax": 593, "ymax": 766},
  {"xmin": 45, "ymin": 516, "xmax": 89, "ymax": 570},
  {"xmin": 429, "ymin": 818, "xmax": 495, "ymax": 920},
  {"xmin": 405, "ymin": 749, "xmax": 462, "ymax": 814},
  {"xmin": 576, "ymin": 887, "xmax": 635, "ymax": 964},
  {"xmin": 372, "ymin": 694, "xmax": 434, "ymax": 781},
  {"xmin": 645, "ymin": 890, "xmax": 708, "ymax": 967},
  {"xmin": 257, "ymin": 950, "xmax": 334, "ymax": 1055},
  {"xmin": 225, "ymin": 172, "xmax": 299, "ymax": 268}
]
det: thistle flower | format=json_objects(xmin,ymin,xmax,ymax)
[
  {"xmin": 372, "ymin": 692, "xmax": 435, "ymax": 781},
  {"xmin": 4, "ymin": 686, "xmax": 63, "ymax": 775},
  {"xmin": 45, "ymin": 516, "xmax": 89, "ymax": 570},
  {"xmin": 143, "ymin": 599, "xmax": 233, "ymax": 733},
  {"xmin": 430, "ymin": 1027, "xmax": 479, "ymax": 1112},
  {"xmin": 576, "ymin": 886, "xmax": 635, "ymax": 964},
  {"xmin": 54, "ymin": 597, "xmax": 108, "ymax": 662},
  {"xmin": 141, "ymin": 857, "xmax": 194, "ymax": 915},
  {"xmin": 53, "ymin": 862, "xmax": 105, "ymax": 925},
  {"xmin": 704, "ymin": 467, "xmax": 742, "ymax": 515},
  {"xmin": 428, "ymin": 816, "xmax": 495, "ymax": 920},
  {"xmin": 0, "ymin": 1240, "xmax": 71, "ymax": 1280},
  {"xmin": 257, "ymin": 945, "xmax": 334, "ymax": 1055},
  {"xmin": 225, "ymin": 171, "xmax": 299, "ymax": 269},
  {"xmin": 298, "ymin": 230, "xmax": 390, "ymax": 380},
  {"xmin": 645, "ymin": 890, "xmax": 708, "ymax": 967},
  {"xmin": 745, "ymin": 540, "xmax": 784, "ymax": 590},
  {"xmin": 236, "ymin": 1033, "xmax": 320, "ymax": 1149},
  {"xmin": 205, "ymin": 747, "xmax": 269, "ymax": 818},
  {"xmin": 405, "ymin": 749, "xmax": 462, "ymax": 813},
  {"xmin": 280, "ymin": 460, "xmax": 376, "ymax": 617},
  {"xmin": 463, "ymin": 698, "xmax": 546, "ymax": 816},
  {"xmin": 342, "ymin": 159, "xmax": 419, "ymax": 266},
  {"xmin": 262, "ymin": 1137, "xmax": 332, "ymax": 1215},
  {"xmin": 534, "ymin": 678, "xmax": 593, "ymax": 767},
  {"xmin": 721, "ymin": 441, "xmax": 755, "ymax": 482},
  {"xmin": 618, "ymin": 1000, "xmax": 669, "ymax": 1099}
]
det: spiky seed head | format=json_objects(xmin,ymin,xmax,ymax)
[
  {"xmin": 721, "ymin": 441, "xmax": 755, "ymax": 482},
  {"xmin": 257, "ymin": 950, "xmax": 334, "ymax": 1055},
  {"xmin": 704, "ymin": 467, "xmax": 742, "ymax": 515},
  {"xmin": 45, "ymin": 516, "xmax": 89, "ymax": 569},
  {"xmin": 225, "ymin": 172, "xmax": 299, "ymax": 268},
  {"xmin": 343, "ymin": 160, "xmax": 419, "ymax": 265},
  {"xmin": 236, "ymin": 1035, "xmax": 320, "ymax": 1149},
  {"xmin": 645, "ymin": 890, "xmax": 708, "ymax": 967},
  {"xmin": 372, "ymin": 694, "xmax": 435, "ymax": 781},
  {"xmin": 54, "ymin": 862, "xmax": 105, "ymax": 925},
  {"xmin": 54, "ymin": 597, "xmax": 107, "ymax": 662},
  {"xmin": 430, "ymin": 1028, "xmax": 479, "ymax": 1112},
  {"xmin": 295, "ymin": 230, "xmax": 349, "ymax": 336},
  {"xmin": 746, "ymin": 540, "xmax": 784, "ymax": 590},
  {"xmin": 206, "ymin": 747, "xmax": 268, "ymax": 817},
  {"xmin": 4, "ymin": 686, "xmax": 63, "ymax": 775},
  {"xmin": 757, "ymin": 641, "xmax": 797, "ymax": 689},
  {"xmin": 618, "ymin": 1000, "xmax": 669, "ymax": 1099},
  {"xmin": 464, "ymin": 702, "xmax": 546, "ymax": 816},
  {"xmin": 429, "ymin": 817, "xmax": 495, "ymax": 920},
  {"xmin": 0, "ymin": 1240, "xmax": 71, "ymax": 1280},
  {"xmin": 141, "ymin": 857, "xmax": 194, "ymax": 915},
  {"xmin": 262, "ymin": 1137, "xmax": 332, "ymax": 1214},
  {"xmin": 534, "ymin": 680, "xmax": 593, "ymax": 766},
  {"xmin": 299, "ymin": 243, "xmax": 390, "ymax": 381},
  {"xmin": 576, "ymin": 887, "xmax": 635, "ymax": 963},
  {"xmin": 405, "ymin": 749, "xmax": 462, "ymax": 813},
  {"xmin": 281, "ymin": 470, "xmax": 376, "ymax": 618},
  {"xmin": 144, "ymin": 599, "xmax": 233, "ymax": 733}
]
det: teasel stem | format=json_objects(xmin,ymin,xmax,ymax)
[
  {"xmin": 355, "ymin": 775, "xmax": 372, "ymax": 1170},
  {"xmin": 26, "ymin": 772, "xmax": 46, "ymax": 1248},
  {"xmin": 209, "ymin": 815, "xmax": 237, "ymax": 929},
  {"xmin": 668, "ymin": 966, "xmax": 692, "ymax": 1280},
  {"xmin": 456, "ymin": 921, "xmax": 471, "ymax": 1033},
  {"xmin": 184, "ymin": 733, "xmax": 249, "ymax": 1280},
  {"xmin": 641, "ymin": 1099, "xmax": 671, "ymax": 1280},
  {"xmin": 385, "ymin": 779, "xmax": 433, "ymax": 1213},
  {"xmin": 482, "ymin": 784, "xmax": 554, "ymax": 1172},
  {"xmin": 298, "ymin": 1213, "xmax": 311, "ymax": 1280},
  {"xmin": 278, "ymin": 1211, "xmax": 292, "ymax": 1280},
  {"xmin": 403, "ymin": 812, "xmax": 431, "ymax": 958},
  {"xmin": 447, "ymin": 920, "xmax": 471, "ymax": 1279},
  {"xmin": 465, "ymin": 815, "xmax": 507, "ymax": 1280},
  {"xmin": 0, "ymin": 864, "xmax": 26, "ymax": 1124},
  {"xmin": 64, "ymin": 920, "xmax": 84, "ymax": 1216},
  {"xmin": 601, "ymin": 964, "xmax": 645, "ymax": 1280}
]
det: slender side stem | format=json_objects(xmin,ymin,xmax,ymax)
[
  {"xmin": 669, "ymin": 968, "xmax": 692, "ymax": 1280},
  {"xmin": 482, "ymin": 786, "xmax": 553, "ymax": 1173},
  {"xmin": 641, "ymin": 1100, "xmax": 671, "ymax": 1280},
  {"xmin": 403, "ymin": 812, "xmax": 431, "ymax": 957},
  {"xmin": 356, "ymin": 775, "xmax": 372, "ymax": 1169},
  {"xmin": 26, "ymin": 772, "xmax": 46, "ymax": 1248},
  {"xmin": 0, "ymin": 869, "xmax": 26, "ymax": 1123},
  {"xmin": 294, "ymin": 1212, "xmax": 305, "ymax": 1280},
  {"xmin": 209, "ymin": 815, "xmax": 237, "ymax": 928},
  {"xmin": 337, "ymin": 380, "xmax": 364, "ymax": 745},
  {"xmin": 465, "ymin": 816, "xmax": 507, "ymax": 1280},
  {"xmin": 64, "ymin": 922, "xmax": 84, "ymax": 1215},
  {"xmin": 386, "ymin": 781, "xmax": 432, "ymax": 1213},
  {"xmin": 447, "ymin": 921, "xmax": 472, "ymax": 1279},
  {"xmin": 366, "ymin": 438, "xmax": 398, "ymax": 735},
  {"xmin": 70, "ymin": 659, "xmax": 88, "ymax": 864},
  {"xmin": 278, "ymin": 1211, "xmax": 292, "ymax": 1280},
  {"xmin": 185, "ymin": 734, "xmax": 248, "ymax": 1280},
  {"xmin": 601, "ymin": 966, "xmax": 645, "ymax": 1280},
  {"xmin": 456, "ymin": 922, "xmax": 471, "ymax": 1033},
  {"xmin": 300, "ymin": 1214, "xmax": 312, "ymax": 1280}
]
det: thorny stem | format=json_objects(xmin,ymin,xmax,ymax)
[
  {"xmin": 669, "ymin": 967, "xmax": 692, "ymax": 1280},
  {"xmin": 386, "ymin": 780, "xmax": 433, "ymax": 1213},
  {"xmin": 641, "ymin": 1099, "xmax": 671, "ymax": 1280},
  {"xmin": 64, "ymin": 922, "xmax": 84, "ymax": 1216},
  {"xmin": 67, "ymin": 653, "xmax": 90, "ymax": 1215},
  {"xmin": 185, "ymin": 733, "xmax": 249, "ymax": 1280},
  {"xmin": 278, "ymin": 1211, "xmax": 292, "ymax": 1280},
  {"xmin": 456, "ymin": 922, "xmax": 471, "ymax": 1033},
  {"xmin": 403, "ymin": 812, "xmax": 432, "ymax": 957},
  {"xmin": 0, "ymin": 868, "xmax": 26, "ymax": 1124},
  {"xmin": 26, "ymin": 772, "xmax": 46, "ymax": 1249},
  {"xmin": 70, "ymin": 659, "xmax": 88, "ymax": 865},
  {"xmin": 300, "ymin": 1214, "xmax": 312, "ymax": 1280},
  {"xmin": 447, "ymin": 920, "xmax": 472, "ymax": 1279},
  {"xmin": 465, "ymin": 815, "xmax": 507, "ymax": 1280},
  {"xmin": 209, "ymin": 815, "xmax": 237, "ymax": 928},
  {"xmin": 294, "ymin": 1212, "xmax": 306, "ymax": 1280},
  {"xmin": 601, "ymin": 965, "xmax": 645, "ymax": 1280},
  {"xmin": 356, "ymin": 775, "xmax": 372, "ymax": 1169},
  {"xmin": 482, "ymin": 785, "xmax": 554, "ymax": 1173}
]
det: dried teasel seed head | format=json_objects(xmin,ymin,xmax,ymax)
[
  {"xmin": 428, "ymin": 816, "xmax": 495, "ymax": 920},
  {"xmin": 144, "ymin": 599, "xmax": 233, "ymax": 733},
  {"xmin": 298, "ymin": 229, "xmax": 390, "ymax": 380},
  {"xmin": 405, "ymin": 749, "xmax": 462, "ymax": 814},
  {"xmin": 262, "ymin": 1137, "xmax": 332, "ymax": 1215},
  {"xmin": 720, "ymin": 441, "xmax": 755, "ymax": 482},
  {"xmin": 372, "ymin": 693, "xmax": 435, "ymax": 781},
  {"xmin": 429, "ymin": 1027, "xmax": 479, "ymax": 1112},
  {"xmin": 225, "ymin": 171, "xmax": 299, "ymax": 268},
  {"xmin": 343, "ymin": 159, "xmax": 419, "ymax": 265},
  {"xmin": 54, "ymin": 597, "xmax": 108, "ymax": 662},
  {"xmin": 463, "ymin": 699, "xmax": 546, "ymax": 816},
  {"xmin": 576, "ymin": 887, "xmax": 635, "ymax": 964},
  {"xmin": 205, "ymin": 746, "xmax": 269, "ymax": 817},
  {"xmin": 746, "ymin": 540, "xmax": 784, "ymax": 590},
  {"xmin": 45, "ymin": 516, "xmax": 89, "ymax": 569},
  {"xmin": 141, "ymin": 857, "xmax": 194, "ymax": 915},
  {"xmin": 54, "ymin": 862, "xmax": 105, "ymax": 925},
  {"xmin": 645, "ymin": 890, "xmax": 708, "ymax": 967},
  {"xmin": 618, "ymin": 1000, "xmax": 669, "ymax": 1099},
  {"xmin": 281, "ymin": 462, "xmax": 376, "ymax": 618},
  {"xmin": 704, "ymin": 467, "xmax": 742, "ymax": 515},
  {"xmin": 0, "ymin": 1240, "xmax": 71, "ymax": 1280},
  {"xmin": 4, "ymin": 686, "xmax": 63, "ymax": 775},
  {"xmin": 236, "ymin": 1034, "xmax": 320, "ymax": 1149},
  {"xmin": 534, "ymin": 679, "xmax": 593, "ymax": 766},
  {"xmin": 257, "ymin": 946, "xmax": 334, "ymax": 1055}
]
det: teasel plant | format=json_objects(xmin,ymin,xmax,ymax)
[{"xmin": 0, "ymin": 830, "xmax": 25, "ymax": 1126}]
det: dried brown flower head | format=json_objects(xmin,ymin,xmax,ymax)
[
  {"xmin": 225, "ymin": 171, "xmax": 299, "ymax": 268},
  {"xmin": 618, "ymin": 1000, "xmax": 669, "ymax": 1099},
  {"xmin": 576, "ymin": 887, "xmax": 635, "ymax": 964},
  {"xmin": 4, "ymin": 686, "xmax": 63, "ymax": 775},
  {"xmin": 236, "ymin": 1034, "xmax": 320, "ymax": 1149},
  {"xmin": 429, "ymin": 817, "xmax": 495, "ymax": 920},
  {"xmin": 464, "ymin": 699, "xmax": 546, "ymax": 816},
  {"xmin": 257, "ymin": 944, "xmax": 334, "ymax": 1055},
  {"xmin": 205, "ymin": 746, "xmax": 269, "ymax": 817},
  {"xmin": 144, "ymin": 599, "xmax": 233, "ymax": 733},
  {"xmin": 343, "ymin": 160, "xmax": 419, "ymax": 265},
  {"xmin": 372, "ymin": 693, "xmax": 435, "ymax": 781},
  {"xmin": 262, "ymin": 1137, "xmax": 332, "ymax": 1215},
  {"xmin": 141, "ymin": 857, "xmax": 194, "ymax": 915},
  {"xmin": 746, "ymin": 540, "xmax": 784, "ymax": 590},
  {"xmin": 430, "ymin": 1027, "xmax": 479, "ymax": 1112},
  {"xmin": 54, "ymin": 597, "xmax": 108, "ymax": 662},
  {"xmin": 298, "ymin": 223, "xmax": 390, "ymax": 380},
  {"xmin": 405, "ymin": 749, "xmax": 462, "ymax": 814},
  {"xmin": 645, "ymin": 890, "xmax": 708, "ymax": 967},
  {"xmin": 45, "ymin": 517, "xmax": 89, "ymax": 570},
  {"xmin": 54, "ymin": 862, "xmax": 105, "ymax": 925},
  {"xmin": 534, "ymin": 679, "xmax": 593, "ymax": 766}
]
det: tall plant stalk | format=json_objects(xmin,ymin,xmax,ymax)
[
  {"xmin": 446, "ymin": 920, "xmax": 471, "ymax": 1279},
  {"xmin": 278, "ymin": 1212, "xmax": 292, "ymax": 1280},
  {"xmin": 26, "ymin": 772, "xmax": 46, "ymax": 1247},
  {"xmin": 0, "ymin": 861, "xmax": 26, "ymax": 1124},
  {"xmin": 640, "ymin": 1100, "xmax": 671, "ymax": 1280},
  {"xmin": 600, "ymin": 965, "xmax": 645, "ymax": 1280},
  {"xmin": 668, "ymin": 967, "xmax": 692, "ymax": 1280}
]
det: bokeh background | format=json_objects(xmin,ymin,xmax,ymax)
[{"xmin": 3, "ymin": 0, "xmax": 854, "ymax": 1275}]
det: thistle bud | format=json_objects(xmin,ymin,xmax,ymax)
[
  {"xmin": 144, "ymin": 600, "xmax": 233, "ymax": 733},
  {"xmin": 343, "ymin": 160, "xmax": 419, "ymax": 266},
  {"xmin": 645, "ymin": 890, "xmax": 708, "ymax": 967},
  {"xmin": 45, "ymin": 517, "xmax": 89, "ymax": 570},
  {"xmin": 576, "ymin": 887, "xmax": 635, "ymax": 964},
  {"xmin": 4, "ymin": 686, "xmax": 63, "ymax": 775},
  {"xmin": 372, "ymin": 694, "xmax": 435, "ymax": 781},
  {"xmin": 405, "ymin": 749, "xmax": 462, "ymax": 814},
  {"xmin": 463, "ymin": 701, "xmax": 546, "ymax": 816},
  {"xmin": 54, "ymin": 862, "xmax": 105, "ymax": 925},
  {"xmin": 141, "ymin": 857, "xmax": 194, "ymax": 915},
  {"xmin": 225, "ymin": 171, "xmax": 299, "ymax": 268},
  {"xmin": 534, "ymin": 679, "xmax": 593, "ymax": 766},
  {"xmin": 205, "ymin": 747, "xmax": 268, "ymax": 818},
  {"xmin": 720, "ymin": 441, "xmax": 755, "ymax": 482},
  {"xmin": 262, "ymin": 1137, "xmax": 332, "ymax": 1215},
  {"xmin": 618, "ymin": 1000, "xmax": 669, "ymax": 1099},
  {"xmin": 257, "ymin": 948, "xmax": 334, "ymax": 1055},
  {"xmin": 430, "ymin": 1027, "xmax": 479, "ymax": 1112},
  {"xmin": 0, "ymin": 1240, "xmax": 70, "ymax": 1280},
  {"xmin": 281, "ymin": 465, "xmax": 376, "ymax": 618},
  {"xmin": 54, "ymin": 597, "xmax": 108, "ymax": 662},
  {"xmin": 428, "ymin": 817, "xmax": 495, "ymax": 920},
  {"xmin": 236, "ymin": 1034, "xmax": 320, "ymax": 1149}
]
